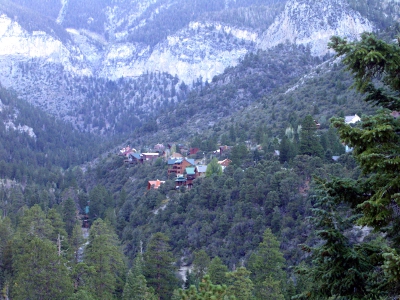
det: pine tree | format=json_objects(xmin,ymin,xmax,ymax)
[
  {"xmin": 144, "ymin": 232, "xmax": 179, "ymax": 300},
  {"xmin": 12, "ymin": 237, "xmax": 74, "ymax": 300},
  {"xmin": 63, "ymin": 197, "xmax": 77, "ymax": 237},
  {"xmin": 70, "ymin": 223, "xmax": 85, "ymax": 264},
  {"xmin": 12, "ymin": 207, "xmax": 73, "ymax": 300},
  {"xmin": 258, "ymin": 276, "xmax": 285, "ymax": 300},
  {"xmin": 247, "ymin": 228, "xmax": 286, "ymax": 299},
  {"xmin": 327, "ymin": 33, "xmax": 400, "ymax": 294},
  {"xmin": 226, "ymin": 267, "xmax": 254, "ymax": 300},
  {"xmin": 207, "ymin": 257, "xmax": 228, "ymax": 286},
  {"xmin": 295, "ymin": 178, "xmax": 387, "ymax": 299},
  {"xmin": 123, "ymin": 254, "xmax": 157, "ymax": 300},
  {"xmin": 179, "ymin": 275, "xmax": 235, "ymax": 300},
  {"xmin": 84, "ymin": 219, "xmax": 126, "ymax": 299},
  {"xmin": 299, "ymin": 115, "xmax": 323, "ymax": 157},
  {"xmin": 192, "ymin": 250, "xmax": 211, "ymax": 285},
  {"xmin": 0, "ymin": 217, "xmax": 13, "ymax": 297}
]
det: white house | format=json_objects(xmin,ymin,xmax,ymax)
[{"xmin": 345, "ymin": 114, "xmax": 361, "ymax": 124}]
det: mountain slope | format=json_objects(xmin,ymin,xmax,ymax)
[{"xmin": 0, "ymin": 0, "xmax": 396, "ymax": 135}]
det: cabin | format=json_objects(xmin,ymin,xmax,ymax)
[
  {"xmin": 175, "ymin": 175, "xmax": 187, "ymax": 188},
  {"xmin": 142, "ymin": 153, "xmax": 160, "ymax": 161},
  {"xmin": 167, "ymin": 158, "xmax": 195, "ymax": 176},
  {"xmin": 185, "ymin": 167, "xmax": 196, "ymax": 187},
  {"xmin": 127, "ymin": 153, "xmax": 143, "ymax": 164},
  {"xmin": 147, "ymin": 180, "xmax": 165, "ymax": 190},
  {"xmin": 218, "ymin": 159, "xmax": 232, "ymax": 167},
  {"xmin": 189, "ymin": 148, "xmax": 200, "ymax": 155},
  {"xmin": 345, "ymin": 114, "xmax": 361, "ymax": 124},
  {"xmin": 119, "ymin": 145, "xmax": 135, "ymax": 157},
  {"xmin": 195, "ymin": 165, "xmax": 207, "ymax": 178}
]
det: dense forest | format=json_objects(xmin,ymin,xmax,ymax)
[{"xmin": 0, "ymin": 6, "xmax": 400, "ymax": 297}]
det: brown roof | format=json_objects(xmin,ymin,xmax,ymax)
[{"xmin": 218, "ymin": 159, "xmax": 232, "ymax": 167}]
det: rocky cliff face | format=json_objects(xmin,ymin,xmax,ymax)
[
  {"xmin": 100, "ymin": 21, "xmax": 257, "ymax": 83},
  {"xmin": 0, "ymin": 0, "xmax": 396, "ymax": 127},
  {"xmin": 258, "ymin": 0, "xmax": 373, "ymax": 56}
]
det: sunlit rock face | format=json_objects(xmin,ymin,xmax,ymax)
[
  {"xmin": 258, "ymin": 0, "xmax": 373, "ymax": 56},
  {"xmin": 0, "ymin": 0, "xmax": 389, "ymax": 119},
  {"xmin": 100, "ymin": 21, "xmax": 258, "ymax": 83}
]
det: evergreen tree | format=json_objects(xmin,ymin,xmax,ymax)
[
  {"xmin": 12, "ymin": 237, "xmax": 74, "ymax": 300},
  {"xmin": 123, "ymin": 254, "xmax": 157, "ymax": 300},
  {"xmin": 247, "ymin": 228, "xmax": 286, "ymax": 299},
  {"xmin": 208, "ymin": 257, "xmax": 229, "ymax": 286},
  {"xmin": 295, "ymin": 178, "xmax": 387, "ymax": 299},
  {"xmin": 70, "ymin": 223, "xmax": 85, "ymax": 264},
  {"xmin": 63, "ymin": 197, "xmax": 77, "ymax": 237},
  {"xmin": 0, "ymin": 217, "xmax": 13, "ymax": 297},
  {"xmin": 226, "ymin": 267, "xmax": 254, "ymax": 300},
  {"xmin": 299, "ymin": 115, "xmax": 323, "ymax": 157},
  {"xmin": 327, "ymin": 33, "xmax": 400, "ymax": 294},
  {"xmin": 144, "ymin": 232, "xmax": 179, "ymax": 300},
  {"xmin": 12, "ymin": 207, "xmax": 73, "ymax": 300},
  {"xmin": 179, "ymin": 275, "xmax": 235, "ymax": 300},
  {"xmin": 85, "ymin": 219, "xmax": 126, "ymax": 299},
  {"xmin": 278, "ymin": 135, "xmax": 293, "ymax": 163},
  {"xmin": 258, "ymin": 276, "xmax": 285, "ymax": 300},
  {"xmin": 192, "ymin": 249, "xmax": 211, "ymax": 285}
]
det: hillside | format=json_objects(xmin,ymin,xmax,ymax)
[
  {"xmin": 0, "ymin": 0, "xmax": 390, "ymax": 134},
  {"xmin": 0, "ymin": 1, "xmax": 399, "ymax": 299}
]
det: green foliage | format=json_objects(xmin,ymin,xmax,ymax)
[
  {"xmin": 226, "ymin": 267, "xmax": 254, "ymax": 300},
  {"xmin": 192, "ymin": 250, "xmax": 211, "ymax": 285},
  {"xmin": 0, "ymin": 217, "xmax": 13, "ymax": 295},
  {"xmin": 11, "ymin": 206, "xmax": 73, "ymax": 299},
  {"xmin": 247, "ymin": 228, "xmax": 286, "ymax": 299},
  {"xmin": 123, "ymin": 255, "xmax": 157, "ymax": 300},
  {"xmin": 179, "ymin": 275, "xmax": 235, "ymax": 300},
  {"xmin": 329, "ymin": 33, "xmax": 400, "ymax": 110},
  {"xmin": 63, "ymin": 198, "xmax": 77, "ymax": 237},
  {"xmin": 12, "ymin": 236, "xmax": 73, "ymax": 300},
  {"xmin": 85, "ymin": 219, "xmax": 126, "ymax": 299},
  {"xmin": 144, "ymin": 232, "xmax": 179, "ymax": 300},
  {"xmin": 299, "ymin": 115, "xmax": 323, "ymax": 158},
  {"xmin": 208, "ymin": 257, "xmax": 229, "ymax": 286},
  {"xmin": 326, "ymin": 32, "xmax": 400, "ymax": 296},
  {"xmin": 296, "ymin": 178, "xmax": 387, "ymax": 299},
  {"xmin": 206, "ymin": 158, "xmax": 223, "ymax": 177}
]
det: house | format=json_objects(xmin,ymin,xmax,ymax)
[
  {"xmin": 142, "ymin": 153, "xmax": 160, "ymax": 161},
  {"xmin": 345, "ymin": 145, "xmax": 353, "ymax": 153},
  {"xmin": 167, "ymin": 158, "xmax": 195, "ymax": 176},
  {"xmin": 175, "ymin": 175, "xmax": 186, "ymax": 188},
  {"xmin": 345, "ymin": 114, "xmax": 361, "ymax": 124},
  {"xmin": 119, "ymin": 146, "xmax": 136, "ymax": 157},
  {"xmin": 171, "ymin": 152, "xmax": 183, "ymax": 159},
  {"xmin": 219, "ymin": 145, "xmax": 231, "ymax": 153},
  {"xmin": 195, "ymin": 165, "xmax": 207, "ymax": 178},
  {"xmin": 185, "ymin": 167, "xmax": 196, "ymax": 187},
  {"xmin": 218, "ymin": 159, "xmax": 232, "ymax": 167},
  {"xmin": 147, "ymin": 180, "xmax": 165, "ymax": 190},
  {"xmin": 127, "ymin": 153, "xmax": 143, "ymax": 164},
  {"xmin": 189, "ymin": 148, "xmax": 200, "ymax": 155}
]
